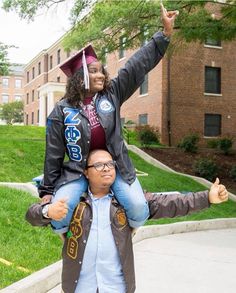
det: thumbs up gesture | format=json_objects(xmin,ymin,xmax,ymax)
[{"xmin": 209, "ymin": 178, "xmax": 229, "ymax": 204}]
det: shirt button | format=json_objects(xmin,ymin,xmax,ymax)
[
  {"xmin": 84, "ymin": 158, "xmax": 86, "ymax": 161},
  {"xmin": 90, "ymin": 219, "xmax": 92, "ymax": 222},
  {"xmin": 83, "ymin": 240, "xmax": 86, "ymax": 243},
  {"xmin": 79, "ymin": 261, "xmax": 82, "ymax": 264},
  {"xmin": 87, "ymin": 123, "xmax": 90, "ymax": 126},
  {"xmin": 87, "ymin": 141, "xmax": 90, "ymax": 143},
  {"xmin": 75, "ymin": 280, "xmax": 78, "ymax": 283}
]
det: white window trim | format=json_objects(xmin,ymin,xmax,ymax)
[
  {"xmin": 204, "ymin": 136, "xmax": 221, "ymax": 139},
  {"xmin": 118, "ymin": 56, "xmax": 126, "ymax": 62},
  {"xmin": 139, "ymin": 93, "xmax": 148, "ymax": 98},
  {"xmin": 204, "ymin": 93, "xmax": 222, "ymax": 97},
  {"xmin": 204, "ymin": 45, "xmax": 222, "ymax": 49}
]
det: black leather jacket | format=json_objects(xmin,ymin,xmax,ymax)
[{"xmin": 38, "ymin": 32, "xmax": 170, "ymax": 197}]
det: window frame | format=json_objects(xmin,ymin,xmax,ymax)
[
  {"xmin": 2, "ymin": 94, "xmax": 9, "ymax": 104},
  {"xmin": 15, "ymin": 79, "xmax": 22, "ymax": 89},
  {"xmin": 204, "ymin": 113, "xmax": 221, "ymax": 137},
  {"xmin": 139, "ymin": 74, "xmax": 148, "ymax": 95},
  {"xmin": 205, "ymin": 66, "xmax": 221, "ymax": 94},
  {"xmin": 119, "ymin": 36, "xmax": 127, "ymax": 60},
  {"xmin": 2, "ymin": 78, "xmax": 9, "ymax": 88},
  {"xmin": 57, "ymin": 49, "xmax": 61, "ymax": 65},
  {"xmin": 139, "ymin": 114, "xmax": 148, "ymax": 125}
]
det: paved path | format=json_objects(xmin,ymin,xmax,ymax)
[{"xmin": 47, "ymin": 228, "xmax": 236, "ymax": 293}]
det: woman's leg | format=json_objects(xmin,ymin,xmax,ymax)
[
  {"xmin": 51, "ymin": 175, "xmax": 88, "ymax": 233},
  {"xmin": 111, "ymin": 170, "xmax": 149, "ymax": 228}
]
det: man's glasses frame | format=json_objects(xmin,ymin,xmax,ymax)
[{"xmin": 86, "ymin": 160, "xmax": 116, "ymax": 172}]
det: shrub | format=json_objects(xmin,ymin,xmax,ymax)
[
  {"xmin": 230, "ymin": 166, "xmax": 236, "ymax": 182},
  {"xmin": 178, "ymin": 134, "xmax": 199, "ymax": 153},
  {"xmin": 136, "ymin": 125, "xmax": 160, "ymax": 146},
  {"xmin": 207, "ymin": 139, "xmax": 219, "ymax": 149},
  {"xmin": 125, "ymin": 120, "xmax": 135, "ymax": 125},
  {"xmin": 218, "ymin": 138, "xmax": 233, "ymax": 155},
  {"xmin": 194, "ymin": 158, "xmax": 218, "ymax": 181}
]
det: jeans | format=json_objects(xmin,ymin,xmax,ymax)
[{"xmin": 51, "ymin": 170, "xmax": 149, "ymax": 233}]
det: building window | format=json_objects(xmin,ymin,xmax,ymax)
[
  {"xmin": 204, "ymin": 114, "xmax": 221, "ymax": 137},
  {"xmin": 32, "ymin": 67, "xmax": 35, "ymax": 79},
  {"xmin": 205, "ymin": 38, "xmax": 221, "ymax": 47},
  {"xmin": 38, "ymin": 86, "xmax": 40, "ymax": 99},
  {"xmin": 15, "ymin": 95, "xmax": 22, "ymax": 101},
  {"xmin": 57, "ymin": 49, "xmax": 61, "ymax": 65},
  {"xmin": 32, "ymin": 90, "xmax": 35, "ymax": 102},
  {"xmin": 31, "ymin": 112, "xmax": 34, "ymax": 124},
  {"xmin": 37, "ymin": 109, "xmax": 39, "ymax": 123},
  {"xmin": 26, "ymin": 114, "xmax": 28, "ymax": 125},
  {"xmin": 205, "ymin": 66, "xmax": 221, "ymax": 94},
  {"xmin": 15, "ymin": 79, "xmax": 22, "ymax": 88},
  {"xmin": 2, "ymin": 78, "xmax": 9, "ymax": 88},
  {"xmin": 2, "ymin": 94, "xmax": 9, "ymax": 104},
  {"xmin": 50, "ymin": 55, "xmax": 53, "ymax": 69},
  {"xmin": 26, "ymin": 93, "xmax": 29, "ymax": 104},
  {"xmin": 140, "ymin": 74, "xmax": 148, "ymax": 95},
  {"xmin": 57, "ymin": 76, "xmax": 60, "ymax": 83},
  {"xmin": 139, "ymin": 114, "xmax": 148, "ymax": 125},
  {"xmin": 27, "ymin": 71, "xmax": 29, "ymax": 83},
  {"xmin": 119, "ymin": 36, "xmax": 126, "ymax": 59},
  {"xmin": 38, "ymin": 62, "xmax": 41, "ymax": 75}
]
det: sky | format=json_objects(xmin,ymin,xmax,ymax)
[{"xmin": 0, "ymin": 1, "xmax": 75, "ymax": 65}]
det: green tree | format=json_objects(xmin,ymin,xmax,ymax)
[
  {"xmin": 0, "ymin": 42, "xmax": 11, "ymax": 76},
  {"xmin": 0, "ymin": 101, "xmax": 24, "ymax": 125},
  {"xmin": 2, "ymin": 0, "xmax": 236, "ymax": 56}
]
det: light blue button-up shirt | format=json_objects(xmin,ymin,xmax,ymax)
[{"xmin": 75, "ymin": 190, "xmax": 126, "ymax": 293}]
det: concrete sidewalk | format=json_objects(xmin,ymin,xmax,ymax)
[
  {"xmin": 134, "ymin": 228, "xmax": 236, "ymax": 293},
  {"xmin": 47, "ymin": 227, "xmax": 236, "ymax": 293}
]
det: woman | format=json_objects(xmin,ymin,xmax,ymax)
[{"xmin": 38, "ymin": 4, "xmax": 178, "ymax": 233}]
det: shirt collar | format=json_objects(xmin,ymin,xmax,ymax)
[{"xmin": 88, "ymin": 187, "xmax": 114, "ymax": 201}]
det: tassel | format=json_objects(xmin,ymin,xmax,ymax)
[{"xmin": 82, "ymin": 50, "xmax": 90, "ymax": 90}]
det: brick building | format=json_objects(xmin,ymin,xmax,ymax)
[
  {"xmin": 24, "ymin": 27, "xmax": 236, "ymax": 148},
  {"xmin": 119, "ymin": 38, "xmax": 236, "ymax": 148},
  {"xmin": 0, "ymin": 64, "xmax": 24, "ymax": 124}
]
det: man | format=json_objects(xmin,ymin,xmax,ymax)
[{"xmin": 26, "ymin": 149, "xmax": 228, "ymax": 293}]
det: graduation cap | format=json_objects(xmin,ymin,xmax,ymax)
[{"xmin": 60, "ymin": 44, "xmax": 98, "ymax": 90}]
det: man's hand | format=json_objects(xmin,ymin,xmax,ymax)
[
  {"xmin": 47, "ymin": 198, "xmax": 68, "ymax": 221},
  {"xmin": 41, "ymin": 194, "xmax": 52, "ymax": 204},
  {"xmin": 209, "ymin": 178, "xmax": 229, "ymax": 204},
  {"xmin": 161, "ymin": 3, "xmax": 179, "ymax": 37}
]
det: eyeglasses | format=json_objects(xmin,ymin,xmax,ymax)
[{"xmin": 87, "ymin": 160, "xmax": 116, "ymax": 172}]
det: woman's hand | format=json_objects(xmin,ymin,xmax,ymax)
[{"xmin": 161, "ymin": 3, "xmax": 179, "ymax": 37}]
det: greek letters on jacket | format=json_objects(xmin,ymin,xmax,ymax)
[{"xmin": 62, "ymin": 195, "xmax": 135, "ymax": 293}]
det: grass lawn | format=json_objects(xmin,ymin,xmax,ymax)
[
  {"xmin": 0, "ymin": 125, "xmax": 235, "ymax": 288},
  {"xmin": 0, "ymin": 186, "xmax": 61, "ymax": 289},
  {"xmin": 0, "ymin": 125, "xmax": 45, "ymax": 182}
]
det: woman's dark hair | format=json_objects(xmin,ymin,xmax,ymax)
[{"xmin": 63, "ymin": 65, "xmax": 111, "ymax": 107}]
